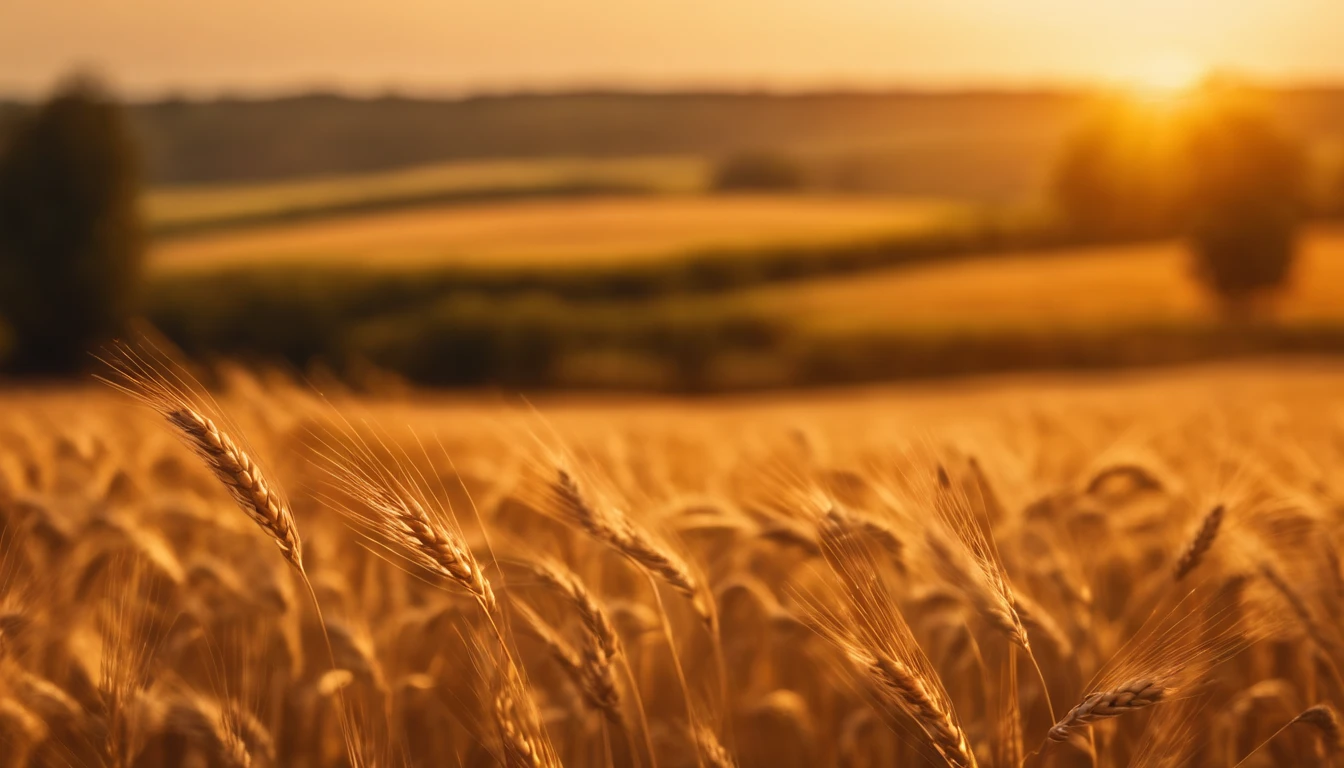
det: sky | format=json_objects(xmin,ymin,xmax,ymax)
[{"xmin": 3, "ymin": 0, "xmax": 1344, "ymax": 98}]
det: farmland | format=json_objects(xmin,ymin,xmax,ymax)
[
  {"xmin": 747, "ymin": 226, "xmax": 1344, "ymax": 330},
  {"xmin": 148, "ymin": 194, "xmax": 963, "ymax": 271},
  {"xmin": 145, "ymin": 155, "xmax": 710, "ymax": 235}
]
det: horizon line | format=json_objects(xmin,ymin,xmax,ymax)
[{"xmin": 8, "ymin": 74, "xmax": 1344, "ymax": 104}]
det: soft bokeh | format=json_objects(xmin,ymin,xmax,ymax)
[
  {"xmin": 3, "ymin": 0, "xmax": 1343, "ymax": 96},
  {"xmin": 0, "ymin": 0, "xmax": 1341, "ymax": 389}
]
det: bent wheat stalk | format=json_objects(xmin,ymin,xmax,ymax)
[
  {"xmin": 1234, "ymin": 703, "xmax": 1342, "ymax": 767},
  {"xmin": 1294, "ymin": 704, "xmax": 1343, "ymax": 754}
]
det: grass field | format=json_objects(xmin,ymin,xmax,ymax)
[
  {"xmin": 747, "ymin": 226, "xmax": 1344, "ymax": 330},
  {"xmin": 148, "ymin": 194, "xmax": 962, "ymax": 272},
  {"xmin": 5, "ymin": 359, "xmax": 1344, "ymax": 765},
  {"xmin": 145, "ymin": 155, "xmax": 710, "ymax": 234}
]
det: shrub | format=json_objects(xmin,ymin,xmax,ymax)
[
  {"xmin": 712, "ymin": 151, "xmax": 804, "ymax": 192},
  {"xmin": 0, "ymin": 74, "xmax": 144, "ymax": 373}
]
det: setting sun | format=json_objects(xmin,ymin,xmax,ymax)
[{"xmin": 1126, "ymin": 53, "xmax": 1207, "ymax": 94}]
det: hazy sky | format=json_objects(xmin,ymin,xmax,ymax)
[{"xmin": 4, "ymin": 0, "xmax": 1343, "ymax": 97}]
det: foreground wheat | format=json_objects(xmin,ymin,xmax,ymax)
[
  {"xmin": 166, "ymin": 407, "xmax": 303, "ymax": 568},
  {"xmin": 99, "ymin": 345, "xmax": 303, "ymax": 568},
  {"xmin": 26, "ymin": 361, "xmax": 1344, "ymax": 765},
  {"xmin": 1047, "ymin": 679, "xmax": 1167, "ymax": 742},
  {"xmin": 817, "ymin": 508, "xmax": 977, "ymax": 768},
  {"xmin": 550, "ymin": 468, "xmax": 709, "ymax": 624}
]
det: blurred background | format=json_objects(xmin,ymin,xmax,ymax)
[{"xmin": 3, "ymin": 0, "xmax": 1344, "ymax": 391}]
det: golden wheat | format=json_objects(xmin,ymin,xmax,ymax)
[{"xmin": 1, "ymin": 363, "xmax": 1340, "ymax": 765}]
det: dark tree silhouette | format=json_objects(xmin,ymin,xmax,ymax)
[
  {"xmin": 0, "ymin": 75, "xmax": 144, "ymax": 373},
  {"xmin": 1184, "ymin": 97, "xmax": 1305, "ymax": 314}
]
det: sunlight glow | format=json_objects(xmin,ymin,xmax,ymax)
[{"xmin": 1125, "ymin": 53, "xmax": 1206, "ymax": 95}]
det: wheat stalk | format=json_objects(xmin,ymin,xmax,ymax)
[
  {"xmin": 1235, "ymin": 702, "xmax": 1342, "ymax": 766},
  {"xmin": 1260, "ymin": 562, "xmax": 1335, "ymax": 654},
  {"xmin": 511, "ymin": 601, "xmax": 584, "ymax": 683},
  {"xmin": 926, "ymin": 531, "xmax": 1029, "ymax": 649}
]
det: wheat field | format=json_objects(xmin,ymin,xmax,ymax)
[
  {"xmin": 1, "ymin": 358, "xmax": 1342, "ymax": 767},
  {"xmin": 148, "ymin": 195, "xmax": 957, "ymax": 272},
  {"xmin": 747, "ymin": 226, "xmax": 1344, "ymax": 330},
  {"xmin": 146, "ymin": 156, "xmax": 711, "ymax": 233}
]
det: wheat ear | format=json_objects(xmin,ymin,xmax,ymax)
[
  {"xmin": 1174, "ymin": 504, "xmax": 1224, "ymax": 581},
  {"xmin": 166, "ymin": 408, "xmax": 302, "ymax": 569},
  {"xmin": 1047, "ymin": 679, "xmax": 1166, "ymax": 742},
  {"xmin": 865, "ymin": 651, "xmax": 976, "ymax": 768},
  {"xmin": 694, "ymin": 721, "xmax": 737, "ymax": 768},
  {"xmin": 1293, "ymin": 704, "xmax": 1343, "ymax": 753},
  {"xmin": 493, "ymin": 662, "xmax": 562, "ymax": 768},
  {"xmin": 366, "ymin": 491, "xmax": 497, "ymax": 616},
  {"xmin": 817, "ymin": 509, "xmax": 977, "ymax": 768},
  {"xmin": 525, "ymin": 560, "xmax": 621, "ymax": 661},
  {"xmin": 552, "ymin": 469, "xmax": 708, "ymax": 624},
  {"xmin": 1234, "ymin": 703, "xmax": 1342, "ymax": 766},
  {"xmin": 522, "ymin": 557, "xmax": 658, "ymax": 765}
]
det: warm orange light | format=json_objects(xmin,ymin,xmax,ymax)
[{"xmin": 1125, "ymin": 53, "xmax": 1206, "ymax": 95}]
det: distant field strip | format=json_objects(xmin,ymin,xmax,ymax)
[
  {"xmin": 148, "ymin": 195, "xmax": 962, "ymax": 271},
  {"xmin": 146, "ymin": 155, "xmax": 711, "ymax": 235},
  {"xmin": 746, "ymin": 226, "xmax": 1344, "ymax": 329}
]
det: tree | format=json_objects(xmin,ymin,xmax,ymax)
[
  {"xmin": 1183, "ymin": 96, "xmax": 1305, "ymax": 314},
  {"xmin": 0, "ymin": 74, "xmax": 144, "ymax": 373},
  {"xmin": 1051, "ymin": 98, "xmax": 1188, "ymax": 239}
]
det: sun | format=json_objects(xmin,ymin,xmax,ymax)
[{"xmin": 1126, "ymin": 53, "xmax": 1206, "ymax": 95}]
